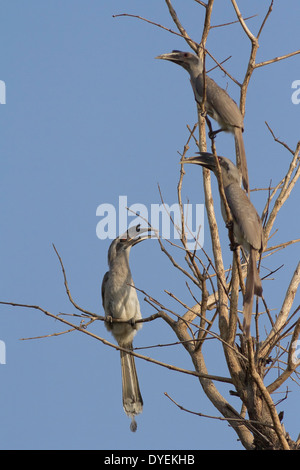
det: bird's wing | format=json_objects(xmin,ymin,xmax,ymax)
[
  {"xmin": 225, "ymin": 183, "xmax": 263, "ymax": 251},
  {"xmin": 101, "ymin": 271, "xmax": 109, "ymax": 308},
  {"xmin": 195, "ymin": 74, "xmax": 244, "ymax": 130}
]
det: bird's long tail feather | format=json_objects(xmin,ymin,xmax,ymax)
[
  {"xmin": 234, "ymin": 127, "xmax": 249, "ymax": 196},
  {"xmin": 120, "ymin": 346, "xmax": 143, "ymax": 432},
  {"xmin": 243, "ymin": 248, "xmax": 263, "ymax": 338}
]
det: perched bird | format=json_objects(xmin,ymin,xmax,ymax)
[
  {"xmin": 102, "ymin": 224, "xmax": 152, "ymax": 431},
  {"xmin": 156, "ymin": 50, "xmax": 249, "ymax": 195},
  {"xmin": 183, "ymin": 152, "xmax": 264, "ymax": 337}
]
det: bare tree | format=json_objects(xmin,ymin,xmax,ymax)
[{"xmin": 1, "ymin": 1, "xmax": 300, "ymax": 450}]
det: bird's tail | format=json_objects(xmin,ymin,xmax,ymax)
[
  {"xmin": 234, "ymin": 127, "xmax": 249, "ymax": 196},
  {"xmin": 120, "ymin": 345, "xmax": 143, "ymax": 432},
  {"xmin": 243, "ymin": 248, "xmax": 263, "ymax": 338}
]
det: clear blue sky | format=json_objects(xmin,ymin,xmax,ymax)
[{"xmin": 0, "ymin": 1, "xmax": 299, "ymax": 450}]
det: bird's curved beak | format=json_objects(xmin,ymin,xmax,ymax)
[
  {"xmin": 155, "ymin": 53, "xmax": 170, "ymax": 60},
  {"xmin": 120, "ymin": 224, "xmax": 153, "ymax": 247},
  {"xmin": 181, "ymin": 152, "xmax": 216, "ymax": 171},
  {"xmin": 155, "ymin": 51, "xmax": 182, "ymax": 63}
]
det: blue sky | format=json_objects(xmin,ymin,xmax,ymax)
[{"xmin": 0, "ymin": 1, "xmax": 299, "ymax": 450}]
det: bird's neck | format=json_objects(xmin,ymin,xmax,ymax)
[
  {"xmin": 189, "ymin": 62, "xmax": 204, "ymax": 80},
  {"xmin": 109, "ymin": 254, "xmax": 132, "ymax": 282}
]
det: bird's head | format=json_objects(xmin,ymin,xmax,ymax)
[
  {"xmin": 155, "ymin": 50, "xmax": 202, "ymax": 74},
  {"xmin": 107, "ymin": 224, "xmax": 152, "ymax": 265},
  {"xmin": 182, "ymin": 152, "xmax": 242, "ymax": 186}
]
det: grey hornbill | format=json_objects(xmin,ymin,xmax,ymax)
[
  {"xmin": 182, "ymin": 152, "xmax": 264, "ymax": 338},
  {"xmin": 102, "ymin": 224, "xmax": 152, "ymax": 431},
  {"xmin": 156, "ymin": 50, "xmax": 249, "ymax": 195}
]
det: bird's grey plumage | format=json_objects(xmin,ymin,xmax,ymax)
[
  {"xmin": 156, "ymin": 50, "xmax": 249, "ymax": 195},
  {"xmin": 102, "ymin": 224, "xmax": 151, "ymax": 431},
  {"xmin": 183, "ymin": 153, "xmax": 264, "ymax": 337}
]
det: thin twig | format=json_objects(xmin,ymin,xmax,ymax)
[{"xmin": 112, "ymin": 13, "xmax": 197, "ymax": 50}]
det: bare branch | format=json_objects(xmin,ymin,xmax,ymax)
[
  {"xmin": 265, "ymin": 122, "xmax": 295, "ymax": 154},
  {"xmin": 230, "ymin": 0, "xmax": 257, "ymax": 42},
  {"xmin": 165, "ymin": 392, "xmax": 276, "ymax": 434},
  {"xmin": 164, "ymin": 0, "xmax": 198, "ymax": 51},
  {"xmin": 0, "ymin": 300, "xmax": 233, "ymax": 383},
  {"xmin": 247, "ymin": 341, "xmax": 290, "ymax": 449},
  {"xmin": 267, "ymin": 317, "xmax": 300, "ymax": 394},
  {"xmin": 264, "ymin": 239, "xmax": 300, "ymax": 257},
  {"xmin": 264, "ymin": 141, "xmax": 300, "ymax": 241},
  {"xmin": 193, "ymin": 0, "xmax": 207, "ymax": 8},
  {"xmin": 259, "ymin": 261, "xmax": 300, "ymax": 360},
  {"xmin": 210, "ymin": 15, "xmax": 258, "ymax": 30},
  {"xmin": 112, "ymin": 13, "xmax": 198, "ymax": 49},
  {"xmin": 200, "ymin": 0, "xmax": 214, "ymax": 47},
  {"xmin": 257, "ymin": 0, "xmax": 274, "ymax": 39},
  {"xmin": 52, "ymin": 244, "xmax": 95, "ymax": 316},
  {"xmin": 255, "ymin": 50, "xmax": 300, "ymax": 69}
]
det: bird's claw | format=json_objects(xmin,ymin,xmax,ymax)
[
  {"xmin": 208, "ymin": 130, "xmax": 217, "ymax": 140},
  {"xmin": 229, "ymin": 242, "xmax": 239, "ymax": 252},
  {"xmin": 105, "ymin": 315, "xmax": 113, "ymax": 325}
]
